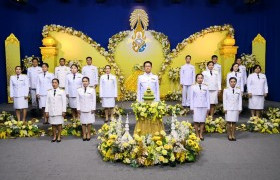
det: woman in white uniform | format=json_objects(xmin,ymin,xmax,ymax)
[
  {"xmin": 202, "ymin": 61, "xmax": 221, "ymax": 117},
  {"xmin": 99, "ymin": 65, "xmax": 118, "ymax": 123},
  {"xmin": 65, "ymin": 64, "xmax": 83, "ymax": 120},
  {"xmin": 190, "ymin": 73, "xmax": 210, "ymax": 140},
  {"xmin": 247, "ymin": 65, "xmax": 268, "ymax": 117},
  {"xmin": 77, "ymin": 77, "xmax": 96, "ymax": 141},
  {"xmin": 45, "ymin": 79, "xmax": 67, "ymax": 143},
  {"xmin": 36, "ymin": 63, "xmax": 54, "ymax": 124},
  {"xmin": 10, "ymin": 66, "xmax": 29, "ymax": 122},
  {"xmin": 223, "ymin": 77, "xmax": 242, "ymax": 141},
  {"xmin": 226, "ymin": 63, "xmax": 244, "ymax": 93}
]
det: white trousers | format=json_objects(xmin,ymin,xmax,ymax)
[{"xmin": 182, "ymin": 85, "xmax": 191, "ymax": 107}]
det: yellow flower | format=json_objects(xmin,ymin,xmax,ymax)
[
  {"xmin": 159, "ymin": 156, "xmax": 165, "ymax": 162},
  {"xmin": 155, "ymin": 147, "xmax": 161, "ymax": 152},
  {"xmin": 156, "ymin": 140, "xmax": 162, "ymax": 146},
  {"xmin": 122, "ymin": 142, "xmax": 129, "ymax": 148},
  {"xmin": 160, "ymin": 130, "xmax": 166, "ymax": 136},
  {"xmin": 133, "ymin": 147, "xmax": 139, "ymax": 153},
  {"xmin": 152, "ymin": 136, "xmax": 161, "ymax": 141},
  {"xmin": 162, "ymin": 150, "xmax": 167, "ymax": 155}
]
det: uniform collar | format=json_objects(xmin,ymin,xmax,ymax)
[{"xmin": 144, "ymin": 72, "xmax": 153, "ymax": 76}]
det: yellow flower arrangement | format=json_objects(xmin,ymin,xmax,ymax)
[
  {"xmin": 131, "ymin": 101, "xmax": 167, "ymax": 121},
  {"xmin": 205, "ymin": 116, "xmax": 226, "ymax": 133}
]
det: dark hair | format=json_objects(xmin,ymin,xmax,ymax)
[
  {"xmin": 143, "ymin": 61, "xmax": 152, "ymax": 67},
  {"xmin": 211, "ymin": 55, "xmax": 218, "ymax": 59},
  {"xmin": 42, "ymin": 63, "xmax": 49, "ymax": 68},
  {"xmin": 230, "ymin": 63, "xmax": 239, "ymax": 72},
  {"xmin": 185, "ymin": 55, "xmax": 191, "ymax": 59},
  {"xmin": 105, "ymin": 65, "xmax": 111, "ymax": 69},
  {"xmin": 229, "ymin": 77, "xmax": 237, "ymax": 82},
  {"xmin": 86, "ymin": 56, "xmax": 92, "ymax": 60},
  {"xmin": 52, "ymin": 78, "xmax": 59, "ymax": 84},
  {"xmin": 253, "ymin": 64, "xmax": 262, "ymax": 71},
  {"xmin": 59, "ymin": 58, "xmax": 66, "ymax": 62},
  {"xmin": 82, "ymin": 77, "xmax": 90, "ymax": 82},
  {"xmin": 235, "ymin": 57, "xmax": 242, "ymax": 62},
  {"xmin": 195, "ymin": 73, "xmax": 204, "ymax": 81},
  {"xmin": 15, "ymin": 66, "xmax": 21, "ymax": 70},
  {"xmin": 70, "ymin": 64, "xmax": 78, "ymax": 69},
  {"xmin": 32, "ymin": 57, "xmax": 39, "ymax": 62},
  {"xmin": 207, "ymin": 61, "xmax": 214, "ymax": 66}
]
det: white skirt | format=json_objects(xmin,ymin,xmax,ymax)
[
  {"xmin": 249, "ymin": 95, "xmax": 264, "ymax": 110},
  {"xmin": 193, "ymin": 107, "xmax": 208, "ymax": 123},
  {"xmin": 209, "ymin": 90, "xmax": 218, "ymax": 104},
  {"xmin": 225, "ymin": 110, "xmax": 239, "ymax": 122},
  {"xmin": 80, "ymin": 112, "xmax": 95, "ymax": 124},
  {"xmin": 39, "ymin": 95, "xmax": 47, "ymax": 109},
  {"xmin": 102, "ymin": 97, "xmax": 115, "ymax": 108},
  {"xmin": 49, "ymin": 116, "xmax": 64, "ymax": 125},
  {"xmin": 69, "ymin": 97, "xmax": 77, "ymax": 108},
  {"xmin": 13, "ymin": 97, "xmax": 28, "ymax": 109}
]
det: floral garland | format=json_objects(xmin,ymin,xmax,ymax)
[
  {"xmin": 0, "ymin": 119, "xmax": 42, "ymax": 139},
  {"xmin": 164, "ymin": 91, "xmax": 182, "ymax": 101},
  {"xmin": 0, "ymin": 111, "xmax": 15, "ymax": 123},
  {"xmin": 240, "ymin": 53, "xmax": 260, "ymax": 73},
  {"xmin": 150, "ymin": 31, "xmax": 172, "ymax": 81},
  {"xmin": 166, "ymin": 104, "xmax": 189, "ymax": 116},
  {"xmin": 205, "ymin": 116, "xmax": 226, "ymax": 133},
  {"xmin": 97, "ymin": 118, "xmax": 201, "ymax": 167},
  {"xmin": 168, "ymin": 67, "xmax": 180, "ymax": 82},
  {"xmin": 265, "ymin": 107, "xmax": 280, "ymax": 119},
  {"xmin": 131, "ymin": 101, "xmax": 167, "ymax": 121},
  {"xmin": 21, "ymin": 55, "xmax": 41, "ymax": 71},
  {"xmin": 171, "ymin": 24, "xmax": 235, "ymax": 58},
  {"xmin": 238, "ymin": 116, "xmax": 280, "ymax": 134},
  {"xmin": 197, "ymin": 60, "xmax": 208, "ymax": 73},
  {"xmin": 95, "ymin": 105, "xmax": 126, "ymax": 118}
]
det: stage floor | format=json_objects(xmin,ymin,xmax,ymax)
[{"xmin": 0, "ymin": 101, "xmax": 280, "ymax": 180}]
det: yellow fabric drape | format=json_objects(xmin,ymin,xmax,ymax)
[{"xmin": 134, "ymin": 117, "xmax": 164, "ymax": 136}]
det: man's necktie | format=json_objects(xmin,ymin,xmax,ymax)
[
  {"xmin": 84, "ymin": 87, "xmax": 86, "ymax": 93},
  {"xmin": 54, "ymin": 89, "xmax": 56, "ymax": 96},
  {"xmin": 44, "ymin": 72, "xmax": 46, "ymax": 77},
  {"xmin": 73, "ymin": 74, "xmax": 76, "ymax": 80},
  {"xmin": 233, "ymin": 89, "xmax": 234, "ymax": 94},
  {"xmin": 17, "ymin": 75, "xmax": 19, "ymax": 80},
  {"xmin": 108, "ymin": 75, "xmax": 109, "ymax": 80},
  {"xmin": 199, "ymin": 84, "xmax": 201, "ymax": 90},
  {"xmin": 257, "ymin": 74, "xmax": 260, "ymax": 79},
  {"xmin": 210, "ymin": 71, "xmax": 212, "ymax": 76}
]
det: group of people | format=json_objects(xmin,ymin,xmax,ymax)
[
  {"xmin": 10, "ymin": 57, "xmax": 117, "ymax": 142},
  {"xmin": 9, "ymin": 55, "xmax": 268, "ymax": 142},
  {"xmin": 179, "ymin": 55, "xmax": 268, "ymax": 141}
]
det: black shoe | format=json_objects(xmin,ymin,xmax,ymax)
[
  {"xmin": 86, "ymin": 138, "xmax": 91, "ymax": 141},
  {"xmin": 51, "ymin": 138, "xmax": 56, "ymax": 142},
  {"xmin": 228, "ymin": 136, "xmax": 232, "ymax": 141},
  {"xmin": 56, "ymin": 139, "xmax": 61, "ymax": 143},
  {"xmin": 83, "ymin": 138, "xmax": 87, "ymax": 141},
  {"xmin": 200, "ymin": 137, "xmax": 204, "ymax": 141},
  {"xmin": 232, "ymin": 138, "xmax": 236, "ymax": 141}
]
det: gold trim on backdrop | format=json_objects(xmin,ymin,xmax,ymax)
[
  {"xmin": 253, "ymin": 33, "xmax": 266, "ymax": 44},
  {"xmin": 5, "ymin": 33, "xmax": 21, "ymax": 103}
]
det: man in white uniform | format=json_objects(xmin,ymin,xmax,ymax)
[
  {"xmin": 211, "ymin": 55, "xmax": 222, "ymax": 83},
  {"xmin": 82, "ymin": 57, "xmax": 98, "ymax": 88},
  {"xmin": 54, "ymin": 58, "xmax": 70, "ymax": 89},
  {"xmin": 137, "ymin": 61, "xmax": 160, "ymax": 102},
  {"xmin": 180, "ymin": 55, "xmax": 195, "ymax": 107},
  {"xmin": 27, "ymin": 57, "xmax": 42, "ymax": 109},
  {"xmin": 235, "ymin": 57, "xmax": 247, "ymax": 91}
]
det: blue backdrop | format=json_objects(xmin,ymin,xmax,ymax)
[{"xmin": 0, "ymin": 0, "xmax": 279, "ymax": 103}]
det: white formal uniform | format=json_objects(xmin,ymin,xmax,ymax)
[
  {"xmin": 36, "ymin": 72, "xmax": 54, "ymax": 109},
  {"xmin": 10, "ymin": 74, "xmax": 29, "ymax": 109},
  {"xmin": 54, "ymin": 65, "xmax": 70, "ymax": 88},
  {"xmin": 239, "ymin": 65, "xmax": 247, "ymax": 85},
  {"xmin": 82, "ymin": 65, "xmax": 98, "ymax": 87},
  {"xmin": 180, "ymin": 64, "xmax": 195, "ymax": 106},
  {"xmin": 77, "ymin": 87, "xmax": 96, "ymax": 124},
  {"xmin": 99, "ymin": 74, "xmax": 118, "ymax": 108},
  {"xmin": 226, "ymin": 71, "xmax": 244, "ymax": 92},
  {"xmin": 45, "ymin": 88, "xmax": 67, "ymax": 125},
  {"xmin": 137, "ymin": 72, "xmax": 160, "ymax": 102},
  {"xmin": 190, "ymin": 83, "xmax": 210, "ymax": 122},
  {"xmin": 202, "ymin": 70, "xmax": 221, "ymax": 104},
  {"xmin": 27, "ymin": 66, "xmax": 43, "ymax": 107},
  {"xmin": 65, "ymin": 73, "xmax": 83, "ymax": 108},
  {"xmin": 247, "ymin": 73, "xmax": 268, "ymax": 110},
  {"xmin": 214, "ymin": 63, "xmax": 222, "ymax": 82},
  {"xmin": 223, "ymin": 87, "xmax": 242, "ymax": 122}
]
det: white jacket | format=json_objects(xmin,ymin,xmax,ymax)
[
  {"xmin": 247, "ymin": 73, "xmax": 268, "ymax": 95},
  {"xmin": 180, "ymin": 64, "xmax": 195, "ymax": 86},
  {"xmin": 137, "ymin": 73, "xmax": 160, "ymax": 102},
  {"xmin": 45, "ymin": 88, "xmax": 67, "ymax": 116},
  {"xmin": 65, "ymin": 73, "xmax": 83, "ymax": 97},
  {"xmin": 77, "ymin": 87, "xmax": 96, "ymax": 112},
  {"xmin": 54, "ymin": 66, "xmax": 71, "ymax": 88},
  {"xmin": 190, "ymin": 84, "xmax": 210, "ymax": 110},
  {"xmin": 27, "ymin": 66, "xmax": 42, "ymax": 89},
  {"xmin": 99, "ymin": 74, "xmax": 117, "ymax": 98},
  {"xmin": 82, "ymin": 65, "xmax": 98, "ymax": 86},
  {"xmin": 223, "ymin": 87, "xmax": 242, "ymax": 111},
  {"xmin": 10, "ymin": 74, "xmax": 29, "ymax": 98},
  {"xmin": 202, "ymin": 70, "xmax": 221, "ymax": 91},
  {"xmin": 36, "ymin": 72, "xmax": 54, "ymax": 96},
  {"xmin": 226, "ymin": 71, "xmax": 244, "ymax": 92}
]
